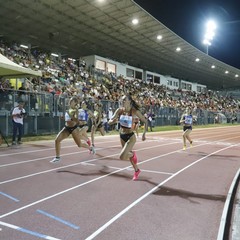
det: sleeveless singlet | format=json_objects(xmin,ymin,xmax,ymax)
[
  {"xmin": 119, "ymin": 109, "xmax": 133, "ymax": 129},
  {"xmin": 78, "ymin": 109, "xmax": 88, "ymax": 121},
  {"xmin": 184, "ymin": 115, "xmax": 193, "ymax": 125}
]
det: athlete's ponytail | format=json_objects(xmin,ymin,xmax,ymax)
[{"xmin": 128, "ymin": 94, "xmax": 140, "ymax": 111}]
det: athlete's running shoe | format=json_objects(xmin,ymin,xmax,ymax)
[
  {"xmin": 131, "ymin": 151, "xmax": 138, "ymax": 164},
  {"xmin": 183, "ymin": 145, "xmax": 186, "ymax": 150},
  {"xmin": 133, "ymin": 169, "xmax": 141, "ymax": 181},
  {"xmin": 90, "ymin": 146, "xmax": 96, "ymax": 155},
  {"xmin": 87, "ymin": 139, "xmax": 91, "ymax": 146},
  {"xmin": 50, "ymin": 157, "xmax": 61, "ymax": 163},
  {"xmin": 190, "ymin": 141, "xmax": 193, "ymax": 147}
]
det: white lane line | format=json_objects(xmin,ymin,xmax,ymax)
[
  {"xmin": 0, "ymin": 152, "xmax": 117, "ymax": 185},
  {"xmin": 80, "ymin": 162, "xmax": 96, "ymax": 166},
  {"xmin": 0, "ymin": 140, "xmax": 228, "ymax": 219},
  {"xmin": 0, "ymin": 142, "xmax": 178, "ymax": 184},
  {"xmin": 0, "ymin": 220, "xmax": 61, "ymax": 240},
  {"xmin": 0, "ymin": 149, "xmax": 93, "ymax": 168},
  {"xmin": 0, "ymin": 165, "xmax": 133, "ymax": 219},
  {"xmin": 0, "ymin": 126, "xmax": 238, "ymax": 158},
  {"xmin": 85, "ymin": 143, "xmax": 239, "ymax": 240},
  {"xmin": 1, "ymin": 133, "xmax": 238, "ymax": 185},
  {"xmin": 0, "ymin": 139, "xmax": 120, "ymax": 157},
  {"xmin": 134, "ymin": 169, "xmax": 173, "ymax": 175},
  {"xmin": 91, "ymin": 164, "xmax": 174, "ymax": 175},
  {"xmin": 0, "ymin": 138, "xmax": 160, "ymax": 168},
  {"xmin": 0, "ymin": 142, "xmax": 180, "ymax": 219},
  {"xmin": 217, "ymin": 168, "xmax": 240, "ymax": 240}
]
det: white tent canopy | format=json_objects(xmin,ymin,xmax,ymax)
[{"xmin": 0, "ymin": 53, "xmax": 42, "ymax": 78}]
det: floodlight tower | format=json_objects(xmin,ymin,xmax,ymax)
[{"xmin": 203, "ymin": 20, "xmax": 216, "ymax": 55}]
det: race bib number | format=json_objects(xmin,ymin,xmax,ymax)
[
  {"xmin": 185, "ymin": 115, "xmax": 193, "ymax": 125},
  {"xmin": 120, "ymin": 115, "xmax": 132, "ymax": 128}
]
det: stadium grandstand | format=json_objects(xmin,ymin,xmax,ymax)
[
  {"xmin": 0, "ymin": 0, "xmax": 240, "ymax": 137},
  {"xmin": 0, "ymin": 1, "xmax": 240, "ymax": 240}
]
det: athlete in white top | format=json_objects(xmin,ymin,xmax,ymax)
[
  {"xmin": 180, "ymin": 107, "xmax": 193, "ymax": 150},
  {"xmin": 78, "ymin": 100, "xmax": 95, "ymax": 154},
  {"xmin": 50, "ymin": 97, "xmax": 93, "ymax": 163},
  {"xmin": 108, "ymin": 94, "xmax": 147, "ymax": 180}
]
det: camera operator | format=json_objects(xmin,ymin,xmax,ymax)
[{"xmin": 12, "ymin": 101, "xmax": 26, "ymax": 145}]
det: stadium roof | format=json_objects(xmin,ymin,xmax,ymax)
[{"xmin": 0, "ymin": 0, "xmax": 240, "ymax": 89}]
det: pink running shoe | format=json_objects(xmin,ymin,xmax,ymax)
[
  {"xmin": 87, "ymin": 139, "xmax": 91, "ymax": 146},
  {"xmin": 133, "ymin": 169, "xmax": 141, "ymax": 181},
  {"xmin": 131, "ymin": 151, "xmax": 138, "ymax": 164}
]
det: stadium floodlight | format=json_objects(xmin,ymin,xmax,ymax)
[
  {"xmin": 132, "ymin": 18, "xmax": 139, "ymax": 25},
  {"xmin": 20, "ymin": 44, "xmax": 28, "ymax": 49},
  {"xmin": 51, "ymin": 53, "xmax": 59, "ymax": 57},
  {"xmin": 203, "ymin": 20, "xmax": 217, "ymax": 55}
]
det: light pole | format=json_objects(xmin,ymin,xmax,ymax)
[
  {"xmin": 203, "ymin": 39, "xmax": 211, "ymax": 55},
  {"xmin": 203, "ymin": 20, "xmax": 216, "ymax": 55}
]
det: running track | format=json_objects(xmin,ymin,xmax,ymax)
[{"xmin": 0, "ymin": 126, "xmax": 239, "ymax": 240}]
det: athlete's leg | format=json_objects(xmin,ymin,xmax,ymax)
[
  {"xmin": 185, "ymin": 130, "xmax": 192, "ymax": 145},
  {"xmin": 119, "ymin": 134, "xmax": 139, "ymax": 172},
  {"xmin": 98, "ymin": 126, "xmax": 105, "ymax": 136},
  {"xmin": 72, "ymin": 129, "xmax": 90, "ymax": 149},
  {"xmin": 51, "ymin": 128, "xmax": 69, "ymax": 162},
  {"xmin": 55, "ymin": 128, "xmax": 69, "ymax": 157},
  {"xmin": 182, "ymin": 130, "xmax": 188, "ymax": 149}
]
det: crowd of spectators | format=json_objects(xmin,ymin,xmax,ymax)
[{"xmin": 1, "ymin": 39, "xmax": 240, "ymax": 122}]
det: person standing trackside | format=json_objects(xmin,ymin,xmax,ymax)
[
  {"xmin": 12, "ymin": 101, "xmax": 26, "ymax": 145},
  {"xmin": 180, "ymin": 107, "xmax": 193, "ymax": 150},
  {"xmin": 147, "ymin": 112, "xmax": 153, "ymax": 131},
  {"xmin": 108, "ymin": 94, "xmax": 147, "ymax": 181}
]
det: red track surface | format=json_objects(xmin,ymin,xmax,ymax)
[{"xmin": 0, "ymin": 125, "xmax": 240, "ymax": 240}]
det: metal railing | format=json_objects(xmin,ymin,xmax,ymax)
[{"xmin": 0, "ymin": 90, "xmax": 238, "ymax": 137}]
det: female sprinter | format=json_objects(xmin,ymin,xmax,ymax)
[
  {"xmin": 50, "ymin": 97, "xmax": 92, "ymax": 163},
  {"xmin": 108, "ymin": 94, "xmax": 147, "ymax": 180},
  {"xmin": 180, "ymin": 107, "xmax": 193, "ymax": 150},
  {"xmin": 78, "ymin": 100, "xmax": 96, "ymax": 154},
  {"xmin": 91, "ymin": 102, "xmax": 105, "ymax": 148}
]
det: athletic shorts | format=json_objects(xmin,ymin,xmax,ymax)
[
  {"xmin": 183, "ymin": 126, "xmax": 192, "ymax": 131},
  {"xmin": 120, "ymin": 132, "xmax": 134, "ymax": 143},
  {"xmin": 79, "ymin": 124, "xmax": 88, "ymax": 129},
  {"xmin": 64, "ymin": 125, "xmax": 78, "ymax": 134}
]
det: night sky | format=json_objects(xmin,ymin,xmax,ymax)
[{"xmin": 134, "ymin": 0, "xmax": 240, "ymax": 69}]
